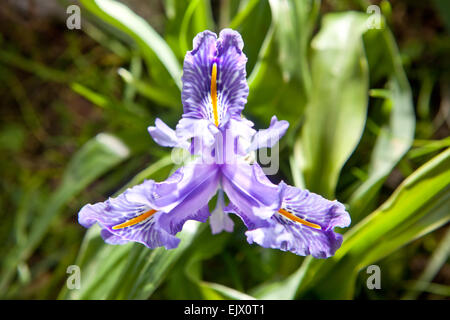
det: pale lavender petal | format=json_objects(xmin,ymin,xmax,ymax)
[
  {"xmin": 215, "ymin": 29, "xmax": 249, "ymax": 119},
  {"xmin": 156, "ymin": 161, "xmax": 220, "ymax": 234},
  {"xmin": 281, "ymin": 182, "xmax": 351, "ymax": 229},
  {"xmin": 100, "ymin": 229, "xmax": 130, "ymax": 245},
  {"xmin": 209, "ymin": 190, "xmax": 234, "ymax": 234},
  {"xmin": 248, "ymin": 116, "xmax": 289, "ymax": 152},
  {"xmin": 176, "ymin": 117, "xmax": 219, "ymax": 154},
  {"xmin": 224, "ymin": 117, "xmax": 256, "ymax": 156},
  {"xmin": 148, "ymin": 118, "xmax": 188, "ymax": 149}
]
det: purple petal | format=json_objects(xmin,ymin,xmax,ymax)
[
  {"xmin": 156, "ymin": 162, "xmax": 220, "ymax": 235},
  {"xmin": 100, "ymin": 228, "xmax": 130, "ymax": 245},
  {"xmin": 152, "ymin": 160, "xmax": 220, "ymax": 220},
  {"xmin": 248, "ymin": 116, "xmax": 289, "ymax": 151},
  {"xmin": 159, "ymin": 205, "xmax": 210, "ymax": 235},
  {"xmin": 78, "ymin": 180, "xmax": 180, "ymax": 249},
  {"xmin": 221, "ymin": 161, "xmax": 281, "ymax": 220},
  {"xmin": 245, "ymin": 182, "xmax": 351, "ymax": 258},
  {"xmin": 181, "ymin": 29, "xmax": 248, "ymax": 126},
  {"xmin": 224, "ymin": 118, "xmax": 256, "ymax": 156},
  {"xmin": 148, "ymin": 118, "xmax": 188, "ymax": 149},
  {"xmin": 176, "ymin": 117, "xmax": 219, "ymax": 154},
  {"xmin": 224, "ymin": 202, "xmax": 270, "ymax": 230},
  {"xmin": 215, "ymin": 29, "xmax": 249, "ymax": 119},
  {"xmin": 209, "ymin": 190, "xmax": 234, "ymax": 234}
]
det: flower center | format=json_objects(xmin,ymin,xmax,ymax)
[
  {"xmin": 278, "ymin": 208, "xmax": 322, "ymax": 230},
  {"xmin": 112, "ymin": 208, "xmax": 158, "ymax": 230},
  {"xmin": 211, "ymin": 62, "xmax": 219, "ymax": 127}
]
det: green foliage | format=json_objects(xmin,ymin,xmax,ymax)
[{"xmin": 1, "ymin": 0, "xmax": 448, "ymax": 300}]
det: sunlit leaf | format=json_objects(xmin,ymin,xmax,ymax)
[
  {"xmin": 80, "ymin": 0, "xmax": 182, "ymax": 89},
  {"xmin": 295, "ymin": 12, "xmax": 370, "ymax": 198},
  {"xmin": 298, "ymin": 148, "xmax": 450, "ymax": 299},
  {"xmin": 348, "ymin": 27, "xmax": 415, "ymax": 220}
]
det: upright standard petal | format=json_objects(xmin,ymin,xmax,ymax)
[
  {"xmin": 245, "ymin": 182, "xmax": 351, "ymax": 258},
  {"xmin": 181, "ymin": 29, "xmax": 249, "ymax": 127}
]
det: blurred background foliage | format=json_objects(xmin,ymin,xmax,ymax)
[{"xmin": 0, "ymin": 0, "xmax": 449, "ymax": 300}]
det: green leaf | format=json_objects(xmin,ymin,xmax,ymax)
[
  {"xmin": 1, "ymin": 133, "xmax": 129, "ymax": 295},
  {"xmin": 296, "ymin": 12, "xmax": 370, "ymax": 198},
  {"xmin": 348, "ymin": 27, "xmax": 415, "ymax": 220},
  {"xmin": 255, "ymin": 148, "xmax": 450, "ymax": 300},
  {"xmin": 298, "ymin": 148, "xmax": 450, "ymax": 299},
  {"xmin": 246, "ymin": 0, "xmax": 317, "ymax": 126},
  {"xmin": 80, "ymin": 0, "xmax": 182, "ymax": 89},
  {"xmin": 179, "ymin": 0, "xmax": 214, "ymax": 55},
  {"xmin": 269, "ymin": 0, "xmax": 319, "ymax": 90},
  {"xmin": 201, "ymin": 281, "xmax": 256, "ymax": 300}
]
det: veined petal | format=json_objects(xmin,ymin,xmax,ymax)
[
  {"xmin": 78, "ymin": 180, "xmax": 180, "ymax": 249},
  {"xmin": 181, "ymin": 29, "xmax": 248, "ymax": 127},
  {"xmin": 245, "ymin": 182, "xmax": 351, "ymax": 258},
  {"xmin": 152, "ymin": 160, "xmax": 220, "ymax": 218},
  {"xmin": 224, "ymin": 202, "xmax": 270, "ymax": 230},
  {"xmin": 156, "ymin": 162, "xmax": 220, "ymax": 235},
  {"xmin": 221, "ymin": 161, "xmax": 281, "ymax": 220},
  {"xmin": 248, "ymin": 116, "xmax": 289, "ymax": 152},
  {"xmin": 78, "ymin": 161, "xmax": 220, "ymax": 249},
  {"xmin": 159, "ymin": 205, "xmax": 210, "ymax": 235}
]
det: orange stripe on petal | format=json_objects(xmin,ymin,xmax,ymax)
[
  {"xmin": 278, "ymin": 208, "xmax": 322, "ymax": 230},
  {"xmin": 112, "ymin": 209, "xmax": 157, "ymax": 230},
  {"xmin": 211, "ymin": 63, "xmax": 219, "ymax": 127}
]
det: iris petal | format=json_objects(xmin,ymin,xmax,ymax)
[
  {"xmin": 209, "ymin": 190, "xmax": 234, "ymax": 234},
  {"xmin": 245, "ymin": 182, "xmax": 351, "ymax": 258},
  {"xmin": 78, "ymin": 161, "xmax": 220, "ymax": 249},
  {"xmin": 248, "ymin": 116, "xmax": 289, "ymax": 152},
  {"xmin": 221, "ymin": 161, "xmax": 281, "ymax": 220},
  {"xmin": 148, "ymin": 118, "xmax": 189, "ymax": 149},
  {"xmin": 78, "ymin": 180, "xmax": 180, "ymax": 249},
  {"xmin": 181, "ymin": 29, "xmax": 248, "ymax": 126},
  {"xmin": 152, "ymin": 160, "xmax": 220, "ymax": 213}
]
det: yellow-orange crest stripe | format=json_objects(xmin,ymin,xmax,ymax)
[
  {"xmin": 112, "ymin": 209, "xmax": 157, "ymax": 230},
  {"xmin": 278, "ymin": 208, "xmax": 322, "ymax": 230},
  {"xmin": 211, "ymin": 63, "xmax": 219, "ymax": 127}
]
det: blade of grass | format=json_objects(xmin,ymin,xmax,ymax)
[
  {"xmin": 80, "ymin": 0, "xmax": 182, "ymax": 89},
  {"xmin": 1, "ymin": 133, "xmax": 130, "ymax": 296}
]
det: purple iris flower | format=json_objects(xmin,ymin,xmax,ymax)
[{"xmin": 78, "ymin": 29, "xmax": 350, "ymax": 258}]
